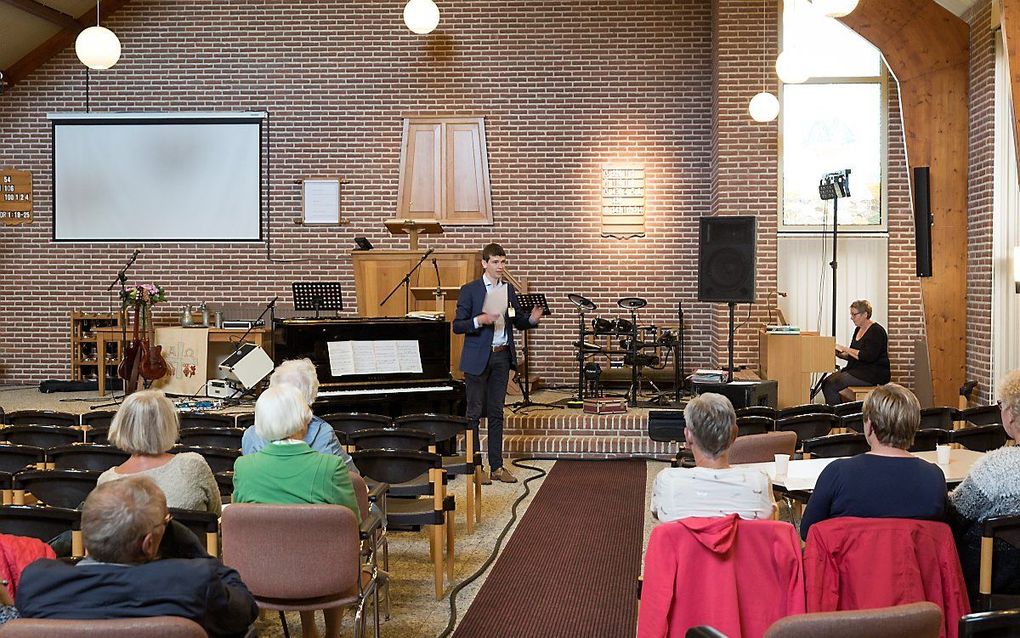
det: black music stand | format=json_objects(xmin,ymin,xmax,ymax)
[
  {"xmin": 292, "ymin": 282, "xmax": 343, "ymax": 318},
  {"xmin": 509, "ymin": 294, "xmax": 557, "ymax": 412}
]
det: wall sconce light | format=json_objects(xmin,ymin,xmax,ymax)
[
  {"xmin": 404, "ymin": 0, "xmax": 440, "ymax": 35},
  {"xmin": 75, "ymin": 0, "xmax": 121, "ymax": 70},
  {"xmin": 601, "ymin": 164, "xmax": 645, "ymax": 239},
  {"xmin": 1013, "ymin": 246, "xmax": 1020, "ymax": 293}
]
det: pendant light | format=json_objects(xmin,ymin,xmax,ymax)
[
  {"xmin": 749, "ymin": 0, "xmax": 780, "ymax": 122},
  {"xmin": 75, "ymin": 0, "xmax": 121, "ymax": 70},
  {"xmin": 404, "ymin": 0, "xmax": 441, "ymax": 35}
]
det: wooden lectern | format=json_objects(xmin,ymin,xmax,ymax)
[
  {"xmin": 758, "ymin": 330, "xmax": 836, "ymax": 408},
  {"xmin": 411, "ymin": 286, "xmax": 461, "ymax": 314},
  {"xmin": 384, "ymin": 218, "xmax": 444, "ymax": 251}
]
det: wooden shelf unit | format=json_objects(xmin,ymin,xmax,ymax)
[{"xmin": 70, "ymin": 311, "xmax": 123, "ymax": 382}]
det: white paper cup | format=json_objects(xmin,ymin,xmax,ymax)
[
  {"xmin": 774, "ymin": 453, "xmax": 791, "ymax": 476},
  {"xmin": 936, "ymin": 444, "xmax": 951, "ymax": 466}
]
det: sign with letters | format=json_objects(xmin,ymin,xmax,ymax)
[{"xmin": 0, "ymin": 169, "xmax": 32, "ymax": 225}]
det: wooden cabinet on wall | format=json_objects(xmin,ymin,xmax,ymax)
[
  {"xmin": 70, "ymin": 311, "xmax": 122, "ymax": 382},
  {"xmin": 396, "ymin": 117, "xmax": 493, "ymax": 226},
  {"xmin": 352, "ymin": 249, "xmax": 482, "ymax": 378}
]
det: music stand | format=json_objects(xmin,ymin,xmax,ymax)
[
  {"xmin": 292, "ymin": 282, "xmax": 343, "ymax": 318},
  {"xmin": 509, "ymin": 293, "xmax": 557, "ymax": 412}
]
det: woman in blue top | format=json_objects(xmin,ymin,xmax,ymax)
[{"xmin": 800, "ymin": 383, "xmax": 946, "ymax": 540}]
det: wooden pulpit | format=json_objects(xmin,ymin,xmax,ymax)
[
  {"xmin": 384, "ymin": 218, "xmax": 444, "ymax": 251},
  {"xmin": 758, "ymin": 330, "xmax": 836, "ymax": 408}
]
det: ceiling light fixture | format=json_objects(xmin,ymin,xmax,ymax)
[
  {"xmin": 404, "ymin": 0, "xmax": 441, "ymax": 35},
  {"xmin": 749, "ymin": 0, "xmax": 780, "ymax": 122},
  {"xmin": 75, "ymin": 0, "xmax": 121, "ymax": 69}
]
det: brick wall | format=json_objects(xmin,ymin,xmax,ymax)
[{"xmin": 966, "ymin": 1, "xmax": 996, "ymax": 405}]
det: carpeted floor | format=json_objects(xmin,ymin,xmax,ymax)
[{"xmin": 453, "ymin": 460, "xmax": 647, "ymax": 638}]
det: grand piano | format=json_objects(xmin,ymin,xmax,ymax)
[{"xmin": 273, "ymin": 317, "xmax": 465, "ymax": 417}]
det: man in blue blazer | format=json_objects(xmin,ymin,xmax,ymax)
[{"xmin": 454, "ymin": 243, "xmax": 543, "ymax": 483}]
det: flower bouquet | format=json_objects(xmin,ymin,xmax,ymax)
[{"xmin": 121, "ymin": 283, "xmax": 168, "ymax": 309}]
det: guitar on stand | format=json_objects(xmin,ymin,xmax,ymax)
[{"xmin": 118, "ymin": 303, "xmax": 143, "ymax": 396}]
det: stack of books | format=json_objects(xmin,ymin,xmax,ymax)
[
  {"xmin": 766, "ymin": 325, "xmax": 800, "ymax": 334},
  {"xmin": 690, "ymin": 369, "xmax": 726, "ymax": 384}
]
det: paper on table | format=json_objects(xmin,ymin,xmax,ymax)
[{"xmin": 327, "ymin": 340, "xmax": 423, "ymax": 376}]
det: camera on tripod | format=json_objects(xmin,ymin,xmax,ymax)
[{"xmin": 818, "ymin": 169, "xmax": 851, "ymax": 201}]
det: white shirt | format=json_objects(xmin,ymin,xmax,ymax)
[
  {"xmin": 650, "ymin": 465, "xmax": 775, "ymax": 522},
  {"xmin": 474, "ymin": 273, "xmax": 509, "ymax": 347}
]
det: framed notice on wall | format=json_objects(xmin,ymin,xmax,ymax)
[
  {"xmin": 0, "ymin": 169, "xmax": 32, "ymax": 225},
  {"xmin": 300, "ymin": 177, "xmax": 345, "ymax": 225}
]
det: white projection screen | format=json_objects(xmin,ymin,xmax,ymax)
[{"xmin": 50, "ymin": 112, "xmax": 264, "ymax": 241}]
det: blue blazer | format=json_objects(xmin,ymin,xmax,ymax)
[{"xmin": 452, "ymin": 278, "xmax": 535, "ymax": 376}]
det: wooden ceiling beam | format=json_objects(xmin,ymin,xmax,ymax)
[
  {"xmin": 0, "ymin": 0, "xmax": 81, "ymax": 31},
  {"xmin": 1, "ymin": 0, "xmax": 132, "ymax": 89}
]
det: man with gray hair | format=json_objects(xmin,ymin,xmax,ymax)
[
  {"xmin": 16, "ymin": 476, "xmax": 258, "ymax": 638},
  {"xmin": 650, "ymin": 393, "xmax": 775, "ymax": 522},
  {"xmin": 241, "ymin": 358, "xmax": 358, "ymax": 474}
]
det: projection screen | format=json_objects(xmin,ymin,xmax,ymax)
[{"xmin": 50, "ymin": 112, "xmax": 264, "ymax": 242}]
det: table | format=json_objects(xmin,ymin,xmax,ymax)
[
  {"xmin": 95, "ymin": 326, "xmax": 271, "ymax": 397},
  {"xmin": 741, "ymin": 449, "xmax": 985, "ymax": 494}
]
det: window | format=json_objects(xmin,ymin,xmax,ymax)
[{"xmin": 779, "ymin": 2, "xmax": 886, "ymax": 231}]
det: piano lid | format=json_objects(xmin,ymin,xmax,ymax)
[{"xmin": 274, "ymin": 317, "xmax": 452, "ymax": 387}]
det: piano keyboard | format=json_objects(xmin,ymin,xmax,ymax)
[{"xmin": 317, "ymin": 385, "xmax": 454, "ymax": 398}]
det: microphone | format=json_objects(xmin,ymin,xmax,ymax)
[
  {"xmin": 267, "ymin": 296, "xmax": 279, "ymax": 307},
  {"xmin": 432, "ymin": 258, "xmax": 442, "ymax": 288},
  {"xmin": 423, "ymin": 248, "xmax": 434, "ymax": 258}
]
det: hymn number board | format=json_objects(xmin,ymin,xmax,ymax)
[
  {"xmin": 0, "ymin": 169, "xmax": 32, "ymax": 225},
  {"xmin": 601, "ymin": 164, "xmax": 645, "ymax": 238}
]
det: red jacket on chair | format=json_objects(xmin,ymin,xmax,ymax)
[
  {"xmin": 0, "ymin": 533, "xmax": 55, "ymax": 599},
  {"xmin": 638, "ymin": 515, "xmax": 806, "ymax": 638},
  {"xmin": 804, "ymin": 517, "xmax": 970, "ymax": 638}
]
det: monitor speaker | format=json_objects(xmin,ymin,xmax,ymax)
[
  {"xmin": 219, "ymin": 343, "xmax": 274, "ymax": 389},
  {"xmin": 913, "ymin": 166, "xmax": 933, "ymax": 278},
  {"xmin": 698, "ymin": 216, "xmax": 757, "ymax": 303}
]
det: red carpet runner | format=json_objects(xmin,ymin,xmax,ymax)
[{"xmin": 453, "ymin": 460, "xmax": 647, "ymax": 638}]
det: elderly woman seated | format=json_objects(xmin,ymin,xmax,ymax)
[
  {"xmin": 233, "ymin": 384, "xmax": 360, "ymax": 638},
  {"xmin": 949, "ymin": 369, "xmax": 1020, "ymax": 602},
  {"xmin": 650, "ymin": 393, "xmax": 776, "ymax": 522},
  {"xmin": 99, "ymin": 389, "xmax": 221, "ymax": 514},
  {"xmin": 800, "ymin": 383, "xmax": 946, "ymax": 540}
]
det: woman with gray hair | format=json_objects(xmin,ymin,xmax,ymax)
[
  {"xmin": 98, "ymin": 389, "xmax": 221, "ymax": 514},
  {"xmin": 650, "ymin": 393, "xmax": 775, "ymax": 522},
  {"xmin": 240, "ymin": 358, "xmax": 357, "ymax": 474}
]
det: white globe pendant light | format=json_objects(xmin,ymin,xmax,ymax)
[
  {"xmin": 775, "ymin": 49, "xmax": 809, "ymax": 84},
  {"xmin": 75, "ymin": 25, "xmax": 121, "ymax": 70},
  {"xmin": 813, "ymin": 0, "xmax": 859, "ymax": 18},
  {"xmin": 749, "ymin": 92, "xmax": 780, "ymax": 123},
  {"xmin": 404, "ymin": 0, "xmax": 440, "ymax": 35}
]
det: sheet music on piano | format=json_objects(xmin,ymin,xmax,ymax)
[{"xmin": 327, "ymin": 340, "xmax": 424, "ymax": 376}]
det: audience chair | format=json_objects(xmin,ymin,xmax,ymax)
[
  {"xmin": 776, "ymin": 413, "xmax": 839, "ymax": 448},
  {"xmin": 234, "ymin": 413, "xmax": 255, "ymax": 429},
  {"xmin": 778, "ymin": 404, "xmax": 833, "ymax": 420},
  {"xmin": 638, "ymin": 516, "xmax": 805, "ymax": 637},
  {"xmin": 735, "ymin": 406, "xmax": 778, "ymax": 420},
  {"xmin": 178, "ymin": 426, "xmax": 245, "ymax": 450},
  {"xmin": 736, "ymin": 416, "xmax": 774, "ymax": 437},
  {"xmin": 909, "ymin": 429, "xmax": 947, "ymax": 453},
  {"xmin": 729, "ymin": 431, "xmax": 797, "ymax": 465},
  {"xmin": 685, "ymin": 628, "xmax": 729, "ymax": 638},
  {"xmin": 950, "ymin": 425, "xmax": 1009, "ymax": 452},
  {"xmin": 221, "ymin": 503, "xmax": 381, "ymax": 638},
  {"xmin": 13, "ymin": 469, "xmax": 100, "ymax": 509},
  {"xmin": 320, "ymin": 412, "xmax": 393, "ymax": 445},
  {"xmin": 832, "ymin": 400, "xmax": 864, "ymax": 418},
  {"xmin": 977, "ymin": 514, "xmax": 1020, "ymax": 612},
  {"xmin": 214, "ymin": 471, "xmax": 233, "ymax": 502},
  {"xmin": 352, "ymin": 449, "xmax": 455, "ymax": 599},
  {"xmin": 0, "ymin": 505, "xmax": 82, "ymax": 555},
  {"xmin": 395, "ymin": 413, "xmax": 482, "ymax": 533},
  {"xmin": 171, "ymin": 445, "xmax": 239, "ymax": 473},
  {"xmin": 169, "ymin": 507, "xmax": 220, "ymax": 557},
  {"xmin": 962, "ymin": 405, "xmax": 1003, "ymax": 427},
  {"xmin": 349, "ymin": 427, "xmax": 433, "ymax": 452},
  {"xmin": 0, "ymin": 616, "xmax": 208, "ymax": 637},
  {"xmin": 763, "ymin": 602, "xmax": 943, "ymax": 638},
  {"xmin": 350, "ymin": 472, "xmax": 389, "ymax": 621},
  {"xmin": 48, "ymin": 444, "xmax": 129, "ymax": 472},
  {"xmin": 178, "ymin": 413, "xmax": 236, "ymax": 430},
  {"xmin": 959, "ymin": 609, "xmax": 1020, "ymax": 638},
  {"xmin": 0, "ymin": 446, "xmax": 44, "ymax": 504},
  {"xmin": 80, "ymin": 411, "xmax": 116, "ymax": 444},
  {"xmin": 802, "ymin": 433, "xmax": 869, "ymax": 459},
  {"xmin": 3, "ymin": 411, "xmax": 78, "ymax": 427},
  {"xmin": 920, "ymin": 407, "xmax": 959, "ymax": 431},
  {"xmin": 839, "ymin": 412, "xmax": 864, "ymax": 433},
  {"xmin": 804, "ymin": 517, "xmax": 970, "ymax": 635},
  {"xmin": 0, "ymin": 425, "xmax": 84, "ymax": 450}
]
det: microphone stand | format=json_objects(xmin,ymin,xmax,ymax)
[
  {"xmin": 675, "ymin": 301, "xmax": 685, "ymax": 404},
  {"xmin": 381, "ymin": 249, "xmax": 434, "ymax": 315},
  {"xmin": 222, "ymin": 296, "xmax": 278, "ymax": 404},
  {"xmin": 96, "ymin": 250, "xmax": 140, "ymax": 407}
]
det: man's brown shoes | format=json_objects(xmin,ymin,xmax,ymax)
[{"xmin": 490, "ymin": 467, "xmax": 518, "ymax": 484}]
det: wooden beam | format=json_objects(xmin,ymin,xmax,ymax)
[
  {"xmin": 1001, "ymin": 0, "xmax": 1020, "ymax": 171},
  {"xmin": 841, "ymin": 0, "xmax": 969, "ymax": 407},
  {"xmin": 1, "ymin": 0, "xmax": 132, "ymax": 88},
  {"xmin": 0, "ymin": 0, "xmax": 80, "ymax": 30}
]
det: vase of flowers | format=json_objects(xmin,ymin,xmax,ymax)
[{"xmin": 121, "ymin": 283, "xmax": 168, "ymax": 309}]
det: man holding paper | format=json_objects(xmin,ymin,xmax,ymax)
[{"xmin": 454, "ymin": 243, "xmax": 543, "ymax": 483}]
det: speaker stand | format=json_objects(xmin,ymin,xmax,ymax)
[{"xmin": 726, "ymin": 302, "xmax": 736, "ymax": 383}]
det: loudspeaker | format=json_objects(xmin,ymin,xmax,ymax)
[
  {"xmin": 691, "ymin": 380, "xmax": 778, "ymax": 409},
  {"xmin": 219, "ymin": 343, "xmax": 274, "ymax": 389},
  {"xmin": 698, "ymin": 216, "xmax": 757, "ymax": 303},
  {"xmin": 648, "ymin": 410, "xmax": 686, "ymax": 443},
  {"xmin": 913, "ymin": 166, "xmax": 933, "ymax": 278}
]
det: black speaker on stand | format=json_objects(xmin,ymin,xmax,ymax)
[
  {"xmin": 698, "ymin": 216, "xmax": 757, "ymax": 382},
  {"xmin": 913, "ymin": 166, "xmax": 933, "ymax": 278}
]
